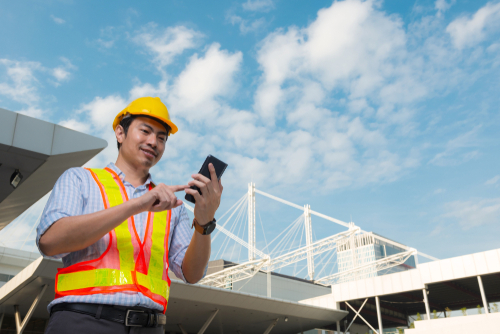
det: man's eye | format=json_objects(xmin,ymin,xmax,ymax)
[{"xmin": 141, "ymin": 129, "xmax": 149, "ymax": 134}]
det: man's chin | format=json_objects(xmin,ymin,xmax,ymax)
[{"xmin": 141, "ymin": 158, "xmax": 157, "ymax": 168}]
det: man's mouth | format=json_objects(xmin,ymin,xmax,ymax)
[{"xmin": 140, "ymin": 148, "xmax": 157, "ymax": 159}]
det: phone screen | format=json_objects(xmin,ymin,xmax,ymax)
[{"xmin": 185, "ymin": 155, "xmax": 228, "ymax": 204}]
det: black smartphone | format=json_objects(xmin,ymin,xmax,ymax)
[{"xmin": 185, "ymin": 155, "xmax": 228, "ymax": 204}]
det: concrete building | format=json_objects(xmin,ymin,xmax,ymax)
[
  {"xmin": 203, "ymin": 260, "xmax": 332, "ymax": 302},
  {"xmin": 301, "ymin": 248, "xmax": 500, "ymax": 333},
  {"xmin": 0, "ymin": 107, "xmax": 107, "ymax": 231}
]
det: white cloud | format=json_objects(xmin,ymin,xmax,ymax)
[
  {"xmin": 52, "ymin": 67, "xmax": 70, "ymax": 81},
  {"xmin": 77, "ymin": 94, "xmax": 127, "ymax": 130},
  {"xmin": 95, "ymin": 26, "xmax": 118, "ymax": 50},
  {"xmin": 485, "ymin": 175, "xmax": 500, "ymax": 186},
  {"xmin": 235, "ymin": 0, "xmax": 432, "ymax": 190},
  {"xmin": 242, "ymin": 0, "xmax": 274, "ymax": 12},
  {"xmin": 0, "ymin": 59, "xmax": 42, "ymax": 104},
  {"xmin": 442, "ymin": 198, "xmax": 500, "ymax": 229},
  {"xmin": 429, "ymin": 126, "xmax": 481, "ymax": 166},
  {"xmin": 446, "ymin": 2, "xmax": 500, "ymax": 49},
  {"xmin": 228, "ymin": 15, "xmax": 267, "ymax": 34},
  {"xmin": 51, "ymin": 57, "xmax": 77, "ymax": 85},
  {"xmin": 62, "ymin": 94, "xmax": 128, "ymax": 167},
  {"xmin": 133, "ymin": 24, "xmax": 203, "ymax": 73},
  {"xmin": 168, "ymin": 43, "xmax": 242, "ymax": 122},
  {"xmin": 254, "ymin": 0, "xmax": 419, "ymax": 124},
  {"xmin": 50, "ymin": 15, "xmax": 65, "ymax": 25},
  {"xmin": 435, "ymin": 0, "xmax": 455, "ymax": 17},
  {"xmin": 0, "ymin": 57, "xmax": 77, "ymax": 110},
  {"xmin": 59, "ymin": 119, "xmax": 91, "ymax": 133},
  {"xmin": 16, "ymin": 106, "xmax": 44, "ymax": 118}
]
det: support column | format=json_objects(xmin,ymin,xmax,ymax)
[
  {"xmin": 14, "ymin": 305, "xmax": 21, "ymax": 333},
  {"xmin": 198, "ymin": 309, "xmax": 219, "ymax": 334},
  {"xmin": 267, "ymin": 270, "xmax": 271, "ymax": 298},
  {"xmin": 336, "ymin": 320, "xmax": 341, "ymax": 334},
  {"xmin": 304, "ymin": 204, "xmax": 314, "ymax": 280},
  {"xmin": 248, "ymin": 182, "xmax": 256, "ymax": 261},
  {"xmin": 423, "ymin": 287, "xmax": 431, "ymax": 320},
  {"xmin": 14, "ymin": 284, "xmax": 48, "ymax": 334},
  {"xmin": 0, "ymin": 313, "xmax": 4, "ymax": 331},
  {"xmin": 263, "ymin": 318, "xmax": 279, "ymax": 334},
  {"xmin": 478, "ymin": 275, "xmax": 489, "ymax": 314},
  {"xmin": 375, "ymin": 296, "xmax": 383, "ymax": 334},
  {"xmin": 177, "ymin": 324, "xmax": 188, "ymax": 334}
]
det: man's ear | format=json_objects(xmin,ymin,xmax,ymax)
[{"xmin": 115, "ymin": 125, "xmax": 125, "ymax": 146}]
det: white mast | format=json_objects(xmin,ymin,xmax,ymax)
[
  {"xmin": 304, "ymin": 204, "xmax": 314, "ymax": 280},
  {"xmin": 248, "ymin": 183, "xmax": 256, "ymax": 261}
]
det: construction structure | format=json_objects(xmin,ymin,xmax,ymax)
[{"xmin": 191, "ymin": 185, "xmax": 433, "ymax": 293}]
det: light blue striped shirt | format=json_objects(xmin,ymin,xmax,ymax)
[{"xmin": 36, "ymin": 163, "xmax": 195, "ymax": 312}]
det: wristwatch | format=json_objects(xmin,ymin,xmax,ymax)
[{"xmin": 192, "ymin": 218, "xmax": 217, "ymax": 235}]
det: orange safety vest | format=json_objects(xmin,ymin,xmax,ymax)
[{"xmin": 54, "ymin": 167, "xmax": 172, "ymax": 313}]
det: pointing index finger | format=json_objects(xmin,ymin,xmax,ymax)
[{"xmin": 169, "ymin": 185, "xmax": 189, "ymax": 192}]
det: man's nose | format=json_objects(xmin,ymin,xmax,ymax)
[{"xmin": 146, "ymin": 133, "xmax": 157, "ymax": 148}]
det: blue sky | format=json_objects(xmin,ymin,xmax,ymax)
[{"xmin": 1, "ymin": 0, "xmax": 500, "ymax": 268}]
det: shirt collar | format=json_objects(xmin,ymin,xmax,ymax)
[{"xmin": 106, "ymin": 162, "xmax": 154, "ymax": 188}]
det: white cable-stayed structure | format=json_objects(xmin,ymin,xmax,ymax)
[
  {"xmin": 183, "ymin": 183, "xmax": 438, "ymax": 290},
  {"xmin": 1, "ymin": 181, "xmax": 438, "ymax": 290}
]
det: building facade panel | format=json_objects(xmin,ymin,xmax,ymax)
[
  {"xmin": 12, "ymin": 114, "xmax": 55, "ymax": 156},
  {"xmin": 419, "ymin": 262, "xmax": 432, "ymax": 284},
  {"xmin": 450, "ymin": 256, "xmax": 466, "ymax": 278},
  {"xmin": 462, "ymin": 255, "xmax": 477, "ymax": 277},
  {"xmin": 439, "ymin": 259, "xmax": 454, "ymax": 281},
  {"xmin": 484, "ymin": 249, "xmax": 500, "ymax": 272},
  {"xmin": 428, "ymin": 260, "xmax": 443, "ymax": 282},
  {"xmin": 390, "ymin": 272, "xmax": 403, "ymax": 292},
  {"xmin": 374, "ymin": 275, "xmax": 385, "ymax": 295},
  {"xmin": 365, "ymin": 276, "xmax": 375, "ymax": 298},
  {"xmin": 401, "ymin": 270, "xmax": 413, "ymax": 291},
  {"xmin": 348, "ymin": 280, "xmax": 358, "ymax": 300},
  {"xmin": 0, "ymin": 108, "xmax": 17, "ymax": 147},
  {"xmin": 473, "ymin": 252, "xmax": 489, "ymax": 275},
  {"xmin": 357, "ymin": 277, "xmax": 367, "ymax": 297}
]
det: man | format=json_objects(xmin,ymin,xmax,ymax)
[{"xmin": 37, "ymin": 97, "xmax": 222, "ymax": 333}]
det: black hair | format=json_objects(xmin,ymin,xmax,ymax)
[{"xmin": 116, "ymin": 115, "xmax": 171, "ymax": 150}]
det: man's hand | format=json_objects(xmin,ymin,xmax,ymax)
[
  {"xmin": 134, "ymin": 184, "xmax": 188, "ymax": 214},
  {"xmin": 185, "ymin": 163, "xmax": 223, "ymax": 225}
]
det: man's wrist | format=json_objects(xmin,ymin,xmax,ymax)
[
  {"xmin": 125, "ymin": 198, "xmax": 141, "ymax": 216},
  {"xmin": 194, "ymin": 217, "xmax": 215, "ymax": 226}
]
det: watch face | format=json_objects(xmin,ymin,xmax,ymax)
[{"xmin": 205, "ymin": 222, "xmax": 216, "ymax": 235}]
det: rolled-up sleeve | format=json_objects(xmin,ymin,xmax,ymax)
[
  {"xmin": 168, "ymin": 205, "xmax": 208, "ymax": 283},
  {"xmin": 36, "ymin": 168, "xmax": 85, "ymax": 259}
]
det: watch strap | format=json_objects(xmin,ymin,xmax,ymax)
[{"xmin": 192, "ymin": 218, "xmax": 216, "ymax": 235}]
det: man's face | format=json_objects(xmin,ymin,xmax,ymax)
[{"xmin": 116, "ymin": 116, "xmax": 168, "ymax": 169}]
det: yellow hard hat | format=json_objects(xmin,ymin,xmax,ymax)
[{"xmin": 112, "ymin": 97, "xmax": 178, "ymax": 135}]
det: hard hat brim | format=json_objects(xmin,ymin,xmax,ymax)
[{"xmin": 113, "ymin": 110, "xmax": 178, "ymax": 135}]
